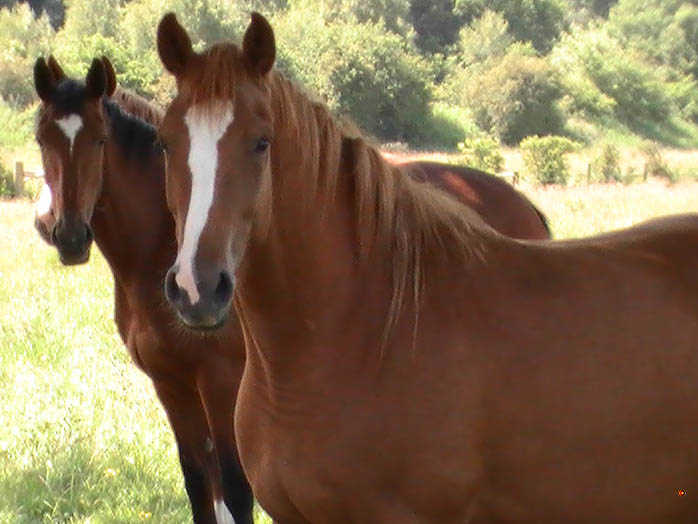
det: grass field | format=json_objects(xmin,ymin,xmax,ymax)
[{"xmin": 2, "ymin": 180, "xmax": 698, "ymax": 523}]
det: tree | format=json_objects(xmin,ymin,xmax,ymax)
[
  {"xmin": 409, "ymin": 0, "xmax": 464, "ymax": 53},
  {"xmin": 456, "ymin": 0, "xmax": 567, "ymax": 53}
]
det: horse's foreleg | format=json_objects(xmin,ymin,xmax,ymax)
[
  {"xmin": 154, "ymin": 380, "xmax": 221, "ymax": 524},
  {"xmin": 198, "ymin": 363, "xmax": 254, "ymax": 524}
]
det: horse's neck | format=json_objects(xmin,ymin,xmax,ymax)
[
  {"xmin": 236, "ymin": 89, "xmax": 395, "ymax": 375},
  {"xmin": 91, "ymin": 146, "xmax": 173, "ymax": 287}
]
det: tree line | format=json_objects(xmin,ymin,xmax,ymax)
[{"xmin": 1, "ymin": 0, "xmax": 697, "ymax": 152}]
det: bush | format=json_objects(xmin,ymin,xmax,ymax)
[
  {"xmin": 462, "ymin": 45, "xmax": 565, "ymax": 144},
  {"xmin": 417, "ymin": 103, "xmax": 481, "ymax": 150},
  {"xmin": 521, "ymin": 135, "xmax": 577, "ymax": 185},
  {"xmin": 274, "ymin": 7, "xmax": 432, "ymax": 144},
  {"xmin": 456, "ymin": 0, "xmax": 567, "ymax": 53},
  {"xmin": 0, "ymin": 97, "xmax": 35, "ymax": 150},
  {"xmin": 592, "ymin": 143, "xmax": 622, "ymax": 182},
  {"xmin": 0, "ymin": 4, "xmax": 55, "ymax": 108},
  {"xmin": 457, "ymin": 133, "xmax": 504, "ymax": 173},
  {"xmin": 640, "ymin": 141, "xmax": 673, "ymax": 182},
  {"xmin": 0, "ymin": 160, "xmax": 15, "ymax": 199}
]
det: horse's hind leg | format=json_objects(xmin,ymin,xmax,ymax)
[
  {"xmin": 198, "ymin": 365, "xmax": 254, "ymax": 524},
  {"xmin": 154, "ymin": 380, "xmax": 221, "ymax": 524}
]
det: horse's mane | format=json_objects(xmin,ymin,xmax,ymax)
[
  {"xmin": 103, "ymin": 89, "xmax": 161, "ymax": 161},
  {"xmin": 111, "ymin": 87, "xmax": 164, "ymax": 127},
  {"xmin": 193, "ymin": 44, "xmax": 488, "ymax": 343}
]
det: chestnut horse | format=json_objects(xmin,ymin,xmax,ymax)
[
  {"xmin": 33, "ymin": 55, "xmax": 253, "ymax": 524},
  {"xmin": 31, "ymin": 56, "xmax": 549, "ymax": 523},
  {"xmin": 158, "ymin": 12, "xmax": 698, "ymax": 524}
]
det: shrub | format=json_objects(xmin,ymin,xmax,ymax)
[
  {"xmin": 640, "ymin": 141, "xmax": 673, "ymax": 182},
  {"xmin": 520, "ymin": 135, "xmax": 577, "ymax": 185},
  {"xmin": 592, "ymin": 143, "xmax": 622, "ymax": 182},
  {"xmin": 417, "ymin": 103, "xmax": 481, "ymax": 150},
  {"xmin": 457, "ymin": 133, "xmax": 504, "ymax": 173},
  {"xmin": 274, "ymin": 8, "xmax": 432, "ymax": 144},
  {"xmin": 462, "ymin": 45, "xmax": 565, "ymax": 144},
  {"xmin": 0, "ymin": 4, "xmax": 55, "ymax": 108},
  {"xmin": 0, "ymin": 160, "xmax": 15, "ymax": 199},
  {"xmin": 0, "ymin": 98, "xmax": 35, "ymax": 150}
]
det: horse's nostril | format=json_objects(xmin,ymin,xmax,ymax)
[
  {"xmin": 165, "ymin": 268, "xmax": 183, "ymax": 305},
  {"xmin": 50, "ymin": 225, "xmax": 58, "ymax": 245},
  {"xmin": 214, "ymin": 270, "xmax": 234, "ymax": 305}
]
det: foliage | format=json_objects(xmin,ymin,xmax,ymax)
[
  {"xmin": 0, "ymin": 4, "xmax": 55, "ymax": 108},
  {"xmin": 521, "ymin": 135, "xmax": 578, "ymax": 185},
  {"xmin": 0, "ymin": 160, "xmax": 15, "ymax": 198},
  {"xmin": 294, "ymin": 0, "xmax": 412, "ymax": 35},
  {"xmin": 592, "ymin": 143, "xmax": 622, "ymax": 182},
  {"xmin": 640, "ymin": 141, "xmax": 673, "ymax": 182},
  {"xmin": 419, "ymin": 102, "xmax": 480, "ymax": 150},
  {"xmin": 456, "ymin": 0, "xmax": 567, "ymax": 53},
  {"xmin": 274, "ymin": 6, "xmax": 432, "ymax": 143},
  {"xmin": 0, "ymin": 97, "xmax": 36, "ymax": 150},
  {"xmin": 457, "ymin": 133, "xmax": 504, "ymax": 173},
  {"xmin": 462, "ymin": 45, "xmax": 565, "ymax": 144},
  {"xmin": 26, "ymin": 0, "xmax": 66, "ymax": 28},
  {"xmin": 455, "ymin": 10, "xmax": 512, "ymax": 68},
  {"xmin": 2, "ymin": 0, "xmax": 698, "ymax": 152},
  {"xmin": 410, "ymin": 0, "xmax": 464, "ymax": 53}
]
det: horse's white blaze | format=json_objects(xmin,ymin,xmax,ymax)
[
  {"xmin": 35, "ymin": 183, "xmax": 53, "ymax": 217},
  {"xmin": 55, "ymin": 114, "xmax": 83, "ymax": 156},
  {"xmin": 175, "ymin": 103, "xmax": 234, "ymax": 305},
  {"xmin": 214, "ymin": 498, "xmax": 236, "ymax": 524}
]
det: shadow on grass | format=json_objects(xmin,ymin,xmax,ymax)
[{"xmin": 618, "ymin": 112, "xmax": 698, "ymax": 149}]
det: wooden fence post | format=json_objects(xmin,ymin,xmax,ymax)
[{"xmin": 14, "ymin": 161, "xmax": 24, "ymax": 196}]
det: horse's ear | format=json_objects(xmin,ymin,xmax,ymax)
[
  {"xmin": 85, "ymin": 58, "xmax": 106, "ymax": 99},
  {"xmin": 157, "ymin": 12, "xmax": 193, "ymax": 77},
  {"xmin": 101, "ymin": 56, "xmax": 117, "ymax": 97},
  {"xmin": 47, "ymin": 55, "xmax": 66, "ymax": 82},
  {"xmin": 34, "ymin": 57, "xmax": 56, "ymax": 103},
  {"xmin": 242, "ymin": 12, "xmax": 275, "ymax": 76}
]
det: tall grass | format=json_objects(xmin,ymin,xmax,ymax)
[{"xmin": 0, "ymin": 201, "xmax": 271, "ymax": 523}]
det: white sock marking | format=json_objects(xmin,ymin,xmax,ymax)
[
  {"xmin": 175, "ymin": 103, "xmax": 234, "ymax": 305},
  {"xmin": 35, "ymin": 183, "xmax": 53, "ymax": 218},
  {"xmin": 55, "ymin": 114, "xmax": 83, "ymax": 156},
  {"xmin": 214, "ymin": 498, "xmax": 236, "ymax": 524}
]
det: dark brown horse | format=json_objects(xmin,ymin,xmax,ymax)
[
  {"xmin": 158, "ymin": 12, "xmax": 698, "ymax": 523},
  {"xmin": 33, "ymin": 55, "xmax": 252, "ymax": 524},
  {"xmin": 31, "ymin": 55, "xmax": 549, "ymax": 523}
]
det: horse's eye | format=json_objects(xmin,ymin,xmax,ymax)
[
  {"xmin": 254, "ymin": 137, "xmax": 270, "ymax": 154},
  {"xmin": 156, "ymin": 139, "xmax": 168, "ymax": 155},
  {"xmin": 97, "ymin": 137, "xmax": 106, "ymax": 147}
]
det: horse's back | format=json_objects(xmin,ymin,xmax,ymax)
[{"xmin": 404, "ymin": 161, "xmax": 550, "ymax": 240}]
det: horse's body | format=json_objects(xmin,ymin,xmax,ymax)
[
  {"xmin": 32, "ymin": 57, "xmax": 253, "ymax": 524},
  {"xmin": 157, "ymin": 12, "xmax": 698, "ymax": 523}
]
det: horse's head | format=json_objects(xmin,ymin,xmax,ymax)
[
  {"xmin": 33, "ymin": 55, "xmax": 116, "ymax": 264},
  {"xmin": 157, "ymin": 12, "xmax": 275, "ymax": 329}
]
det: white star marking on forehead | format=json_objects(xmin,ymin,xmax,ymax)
[{"xmin": 55, "ymin": 114, "xmax": 83, "ymax": 156}]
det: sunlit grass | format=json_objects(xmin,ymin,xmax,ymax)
[
  {"xmin": 0, "ymin": 201, "xmax": 272, "ymax": 524},
  {"xmin": 2, "ymin": 181, "xmax": 698, "ymax": 522},
  {"xmin": 522, "ymin": 179, "xmax": 698, "ymax": 239}
]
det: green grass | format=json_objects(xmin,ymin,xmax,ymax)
[
  {"xmin": 0, "ymin": 201, "xmax": 271, "ymax": 524},
  {"xmin": 2, "ymin": 182, "xmax": 698, "ymax": 522}
]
